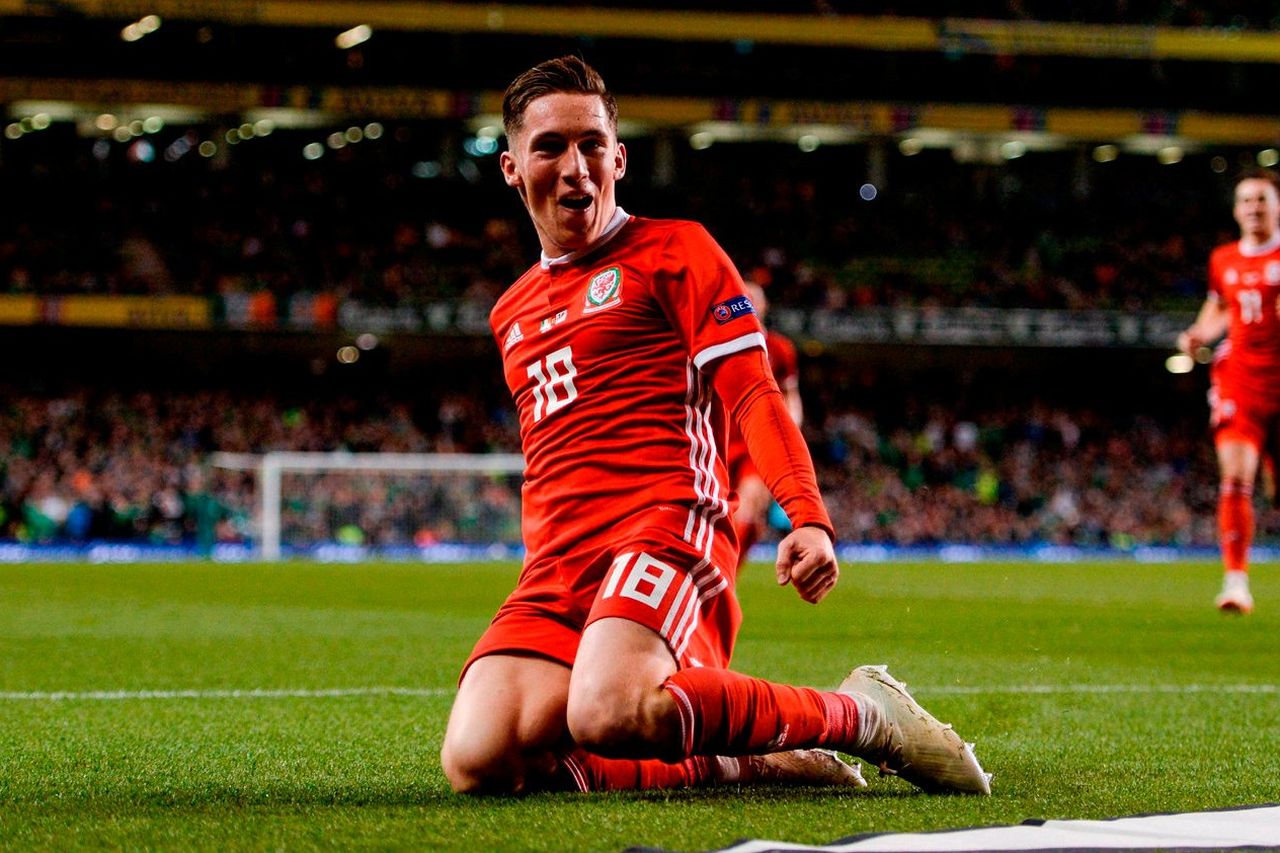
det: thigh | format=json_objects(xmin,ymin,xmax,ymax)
[
  {"xmin": 566, "ymin": 615, "xmax": 684, "ymax": 757},
  {"xmin": 1214, "ymin": 388, "xmax": 1270, "ymax": 481},
  {"xmin": 1215, "ymin": 435, "xmax": 1262, "ymax": 483},
  {"xmin": 441, "ymin": 653, "xmax": 571, "ymax": 793},
  {"xmin": 1212, "ymin": 371, "xmax": 1278, "ymax": 453},
  {"xmin": 573, "ymin": 616, "xmax": 678, "ymax": 696}
]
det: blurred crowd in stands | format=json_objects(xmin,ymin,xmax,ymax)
[
  {"xmin": 0, "ymin": 124, "xmax": 1233, "ymax": 317},
  {"xmin": 3, "ymin": 385, "xmax": 1274, "ymax": 551},
  {"xmin": 0, "ymin": 387, "xmax": 521, "ymax": 551},
  {"xmin": 812, "ymin": 401, "xmax": 1227, "ymax": 549}
]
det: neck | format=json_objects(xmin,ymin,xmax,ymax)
[
  {"xmin": 540, "ymin": 206, "xmax": 630, "ymax": 268},
  {"xmin": 540, "ymin": 200, "xmax": 619, "ymax": 258},
  {"xmin": 1240, "ymin": 230, "xmax": 1280, "ymax": 255}
]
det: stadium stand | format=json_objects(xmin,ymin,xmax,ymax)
[
  {"xmin": 2, "ymin": 1, "xmax": 1278, "ymax": 558},
  {"xmin": 0, "ymin": 123, "xmax": 1230, "ymax": 311}
]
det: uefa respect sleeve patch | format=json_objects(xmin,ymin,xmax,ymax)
[{"xmin": 710, "ymin": 294, "xmax": 756, "ymax": 325}]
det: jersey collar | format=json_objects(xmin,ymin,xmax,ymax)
[
  {"xmin": 540, "ymin": 207, "xmax": 632, "ymax": 269},
  {"xmin": 1239, "ymin": 232, "xmax": 1280, "ymax": 257}
]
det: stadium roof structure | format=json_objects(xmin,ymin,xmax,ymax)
[{"xmin": 2, "ymin": 1, "xmax": 1280, "ymax": 161}]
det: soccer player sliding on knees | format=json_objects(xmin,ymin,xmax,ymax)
[{"xmin": 439, "ymin": 56, "xmax": 991, "ymax": 797}]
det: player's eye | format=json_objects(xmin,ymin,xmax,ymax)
[{"xmin": 532, "ymin": 138, "xmax": 566, "ymax": 155}]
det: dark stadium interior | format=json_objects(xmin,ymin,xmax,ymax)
[
  {"xmin": 3, "ymin": 13, "xmax": 1280, "ymax": 111},
  {"xmin": 2, "ymin": 1, "xmax": 1278, "ymax": 554}
]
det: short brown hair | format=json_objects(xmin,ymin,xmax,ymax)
[
  {"xmin": 1235, "ymin": 168, "xmax": 1280, "ymax": 194},
  {"xmin": 502, "ymin": 56, "xmax": 617, "ymax": 140}
]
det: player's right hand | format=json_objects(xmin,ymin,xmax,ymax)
[{"xmin": 1177, "ymin": 329, "xmax": 1200, "ymax": 356}]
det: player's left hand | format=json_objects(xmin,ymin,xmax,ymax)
[{"xmin": 775, "ymin": 526, "xmax": 839, "ymax": 604}]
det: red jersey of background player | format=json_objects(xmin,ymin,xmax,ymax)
[
  {"xmin": 724, "ymin": 330, "xmax": 799, "ymax": 478},
  {"xmin": 491, "ymin": 208, "xmax": 804, "ymax": 573},
  {"xmin": 1208, "ymin": 233, "xmax": 1280, "ymax": 393}
]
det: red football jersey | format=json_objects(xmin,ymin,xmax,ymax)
[
  {"xmin": 491, "ymin": 211, "xmax": 767, "ymax": 567},
  {"xmin": 1208, "ymin": 236, "xmax": 1280, "ymax": 383}
]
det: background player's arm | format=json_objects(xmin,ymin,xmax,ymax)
[
  {"xmin": 782, "ymin": 380, "xmax": 803, "ymax": 427},
  {"xmin": 1178, "ymin": 297, "xmax": 1229, "ymax": 355},
  {"xmin": 770, "ymin": 334, "xmax": 803, "ymax": 427}
]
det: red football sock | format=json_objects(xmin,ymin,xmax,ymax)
[
  {"xmin": 662, "ymin": 667, "xmax": 858, "ymax": 757},
  {"xmin": 733, "ymin": 517, "xmax": 759, "ymax": 568},
  {"xmin": 557, "ymin": 748, "xmax": 718, "ymax": 791},
  {"xmin": 1218, "ymin": 478, "xmax": 1254, "ymax": 573}
]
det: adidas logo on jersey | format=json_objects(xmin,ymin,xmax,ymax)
[{"xmin": 503, "ymin": 321, "xmax": 524, "ymax": 352}]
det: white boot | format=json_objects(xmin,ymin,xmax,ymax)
[
  {"xmin": 838, "ymin": 665, "xmax": 991, "ymax": 794},
  {"xmin": 1216, "ymin": 570, "xmax": 1254, "ymax": 614}
]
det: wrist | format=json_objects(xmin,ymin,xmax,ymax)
[{"xmin": 797, "ymin": 521, "xmax": 836, "ymax": 543}]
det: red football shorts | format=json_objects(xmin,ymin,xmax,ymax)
[
  {"xmin": 1210, "ymin": 367, "xmax": 1280, "ymax": 451},
  {"xmin": 462, "ymin": 507, "xmax": 742, "ymax": 681}
]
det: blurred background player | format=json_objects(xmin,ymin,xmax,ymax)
[
  {"xmin": 725, "ymin": 281, "xmax": 803, "ymax": 568},
  {"xmin": 1177, "ymin": 169, "xmax": 1280, "ymax": 614}
]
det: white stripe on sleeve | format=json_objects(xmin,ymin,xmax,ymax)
[{"xmin": 692, "ymin": 331, "xmax": 766, "ymax": 371}]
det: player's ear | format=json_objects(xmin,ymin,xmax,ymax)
[
  {"xmin": 613, "ymin": 141, "xmax": 627, "ymax": 181},
  {"xmin": 500, "ymin": 150, "xmax": 523, "ymax": 189}
]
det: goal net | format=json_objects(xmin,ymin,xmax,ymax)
[{"xmin": 210, "ymin": 452, "xmax": 525, "ymax": 560}]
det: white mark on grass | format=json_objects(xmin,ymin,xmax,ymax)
[
  {"xmin": 0, "ymin": 687, "xmax": 454, "ymax": 701},
  {"xmin": 923, "ymin": 683, "xmax": 1279, "ymax": 695},
  {"xmin": 2, "ymin": 684, "xmax": 1276, "ymax": 702}
]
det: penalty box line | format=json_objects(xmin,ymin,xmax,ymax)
[{"xmin": 0, "ymin": 684, "xmax": 1275, "ymax": 701}]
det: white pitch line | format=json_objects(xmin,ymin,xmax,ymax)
[
  {"xmin": 924, "ymin": 683, "xmax": 1279, "ymax": 695},
  {"xmin": 0, "ymin": 687, "xmax": 454, "ymax": 701},
  {"xmin": 0, "ymin": 684, "xmax": 1275, "ymax": 702}
]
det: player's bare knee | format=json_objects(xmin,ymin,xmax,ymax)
[
  {"xmin": 566, "ymin": 687, "xmax": 677, "ymax": 756},
  {"xmin": 440, "ymin": 737, "xmax": 518, "ymax": 795},
  {"xmin": 565, "ymin": 695, "xmax": 635, "ymax": 753},
  {"xmin": 439, "ymin": 742, "xmax": 487, "ymax": 794}
]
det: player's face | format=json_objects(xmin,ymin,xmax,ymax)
[
  {"xmin": 1233, "ymin": 178, "xmax": 1280, "ymax": 243},
  {"xmin": 501, "ymin": 93, "xmax": 626, "ymax": 257}
]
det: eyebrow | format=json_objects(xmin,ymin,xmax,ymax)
[{"xmin": 528, "ymin": 128, "xmax": 608, "ymax": 147}]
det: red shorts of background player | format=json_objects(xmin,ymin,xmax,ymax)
[
  {"xmin": 462, "ymin": 507, "xmax": 742, "ymax": 680},
  {"xmin": 1210, "ymin": 366, "xmax": 1280, "ymax": 451}
]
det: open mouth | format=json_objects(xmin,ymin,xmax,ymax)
[{"xmin": 560, "ymin": 195, "xmax": 592, "ymax": 211}]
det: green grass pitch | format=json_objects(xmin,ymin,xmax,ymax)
[{"xmin": 1, "ymin": 559, "xmax": 1277, "ymax": 851}]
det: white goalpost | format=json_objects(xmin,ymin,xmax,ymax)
[{"xmin": 209, "ymin": 451, "xmax": 526, "ymax": 560}]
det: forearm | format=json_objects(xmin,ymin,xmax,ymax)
[
  {"xmin": 1180, "ymin": 300, "xmax": 1229, "ymax": 351},
  {"xmin": 708, "ymin": 350, "xmax": 833, "ymax": 540}
]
